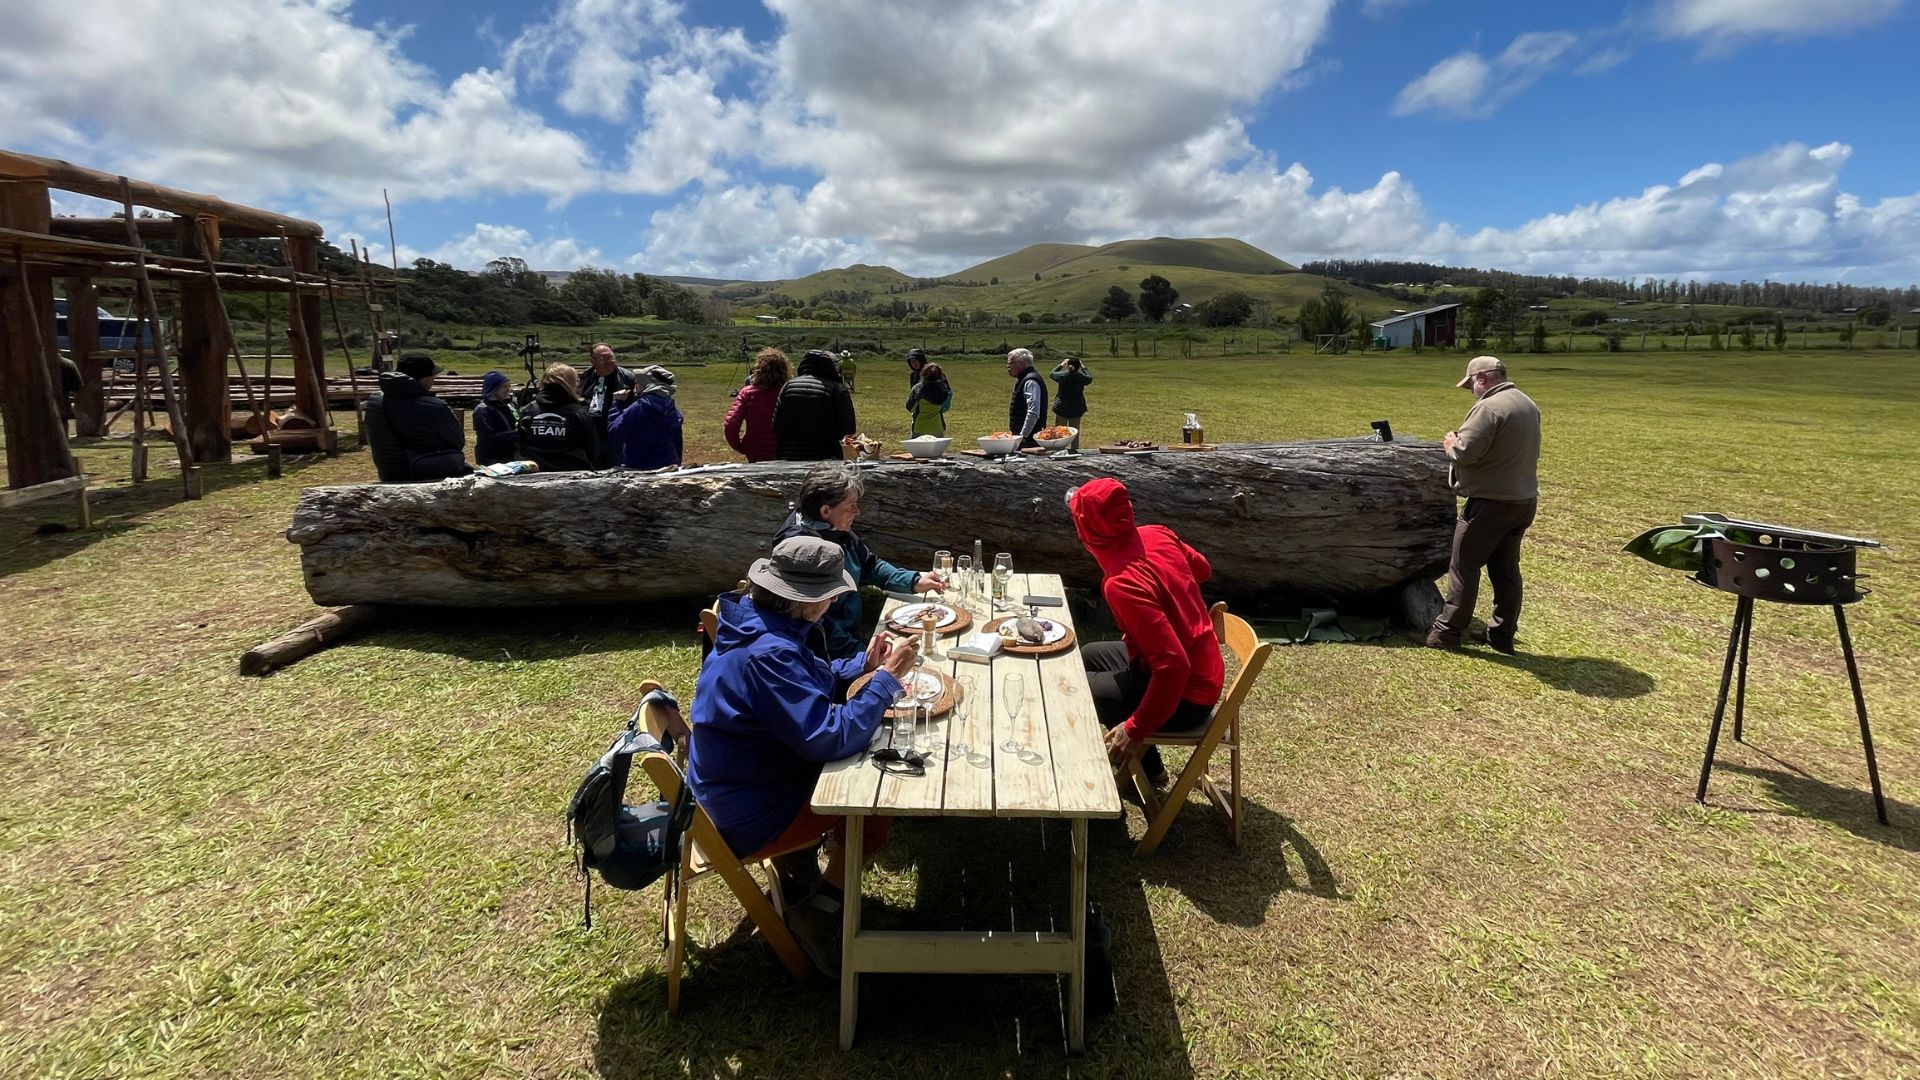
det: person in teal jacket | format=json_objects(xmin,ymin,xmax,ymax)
[
  {"xmin": 905, "ymin": 362, "xmax": 952, "ymax": 436},
  {"xmin": 773, "ymin": 464, "xmax": 946, "ymax": 657}
]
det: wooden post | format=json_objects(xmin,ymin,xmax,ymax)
[
  {"xmin": 285, "ymin": 235, "xmax": 337, "ymax": 454},
  {"xmin": 0, "ymin": 180, "xmax": 79, "ymax": 489},
  {"xmin": 116, "ymin": 177, "xmax": 201, "ymax": 497},
  {"xmin": 66, "ymin": 277, "xmax": 106, "ymax": 436},
  {"xmin": 325, "ymin": 272, "xmax": 367, "ymax": 446},
  {"xmin": 173, "ymin": 216, "xmax": 234, "ymax": 463}
]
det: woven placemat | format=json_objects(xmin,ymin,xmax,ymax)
[
  {"xmin": 848, "ymin": 668, "xmax": 955, "ymax": 719},
  {"xmin": 982, "ymin": 615, "xmax": 1078, "ymax": 656}
]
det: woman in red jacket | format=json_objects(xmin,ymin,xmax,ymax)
[
  {"xmin": 1067, "ymin": 477, "xmax": 1224, "ymax": 786},
  {"xmin": 724, "ymin": 348, "xmax": 790, "ymax": 461}
]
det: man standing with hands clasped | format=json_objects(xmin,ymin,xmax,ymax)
[{"xmin": 1427, "ymin": 356, "xmax": 1542, "ymax": 655}]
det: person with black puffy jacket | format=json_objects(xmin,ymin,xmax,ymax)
[
  {"xmin": 518, "ymin": 363, "xmax": 600, "ymax": 472},
  {"xmin": 472, "ymin": 371, "xmax": 521, "ymax": 466},
  {"xmin": 772, "ymin": 349, "xmax": 857, "ymax": 461},
  {"xmin": 362, "ymin": 351, "xmax": 471, "ymax": 482}
]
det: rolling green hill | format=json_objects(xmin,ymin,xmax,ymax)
[{"xmin": 705, "ymin": 236, "xmax": 1338, "ymax": 319}]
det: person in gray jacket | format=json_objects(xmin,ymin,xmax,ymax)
[{"xmin": 1427, "ymin": 355, "xmax": 1542, "ymax": 654}]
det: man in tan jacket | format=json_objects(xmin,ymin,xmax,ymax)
[{"xmin": 1428, "ymin": 356, "xmax": 1541, "ymax": 653}]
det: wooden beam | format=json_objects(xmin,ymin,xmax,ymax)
[
  {"xmin": 238, "ymin": 605, "xmax": 392, "ymax": 677},
  {"xmin": 0, "ymin": 180, "xmax": 78, "ymax": 489},
  {"xmin": 0, "ymin": 472, "xmax": 86, "ymax": 508},
  {"xmin": 0, "ymin": 150, "xmax": 322, "ymax": 237},
  {"xmin": 285, "ymin": 235, "xmax": 336, "ymax": 452},
  {"xmin": 51, "ymin": 216, "xmax": 286, "ymax": 243},
  {"xmin": 66, "ymin": 277, "xmax": 105, "ymax": 436},
  {"xmin": 173, "ymin": 218, "xmax": 233, "ymax": 463}
]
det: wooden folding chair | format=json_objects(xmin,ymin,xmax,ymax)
[
  {"xmin": 1126, "ymin": 601, "xmax": 1272, "ymax": 857},
  {"xmin": 696, "ymin": 582, "xmax": 747, "ymax": 664},
  {"xmin": 634, "ymin": 684, "xmax": 817, "ymax": 1015}
]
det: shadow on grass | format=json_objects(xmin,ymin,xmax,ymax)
[
  {"xmin": 353, "ymin": 604, "xmax": 707, "ymax": 663},
  {"xmin": 1471, "ymin": 648, "xmax": 1656, "ymax": 699},
  {"xmin": 1129, "ymin": 797, "xmax": 1343, "ymax": 926},
  {"xmin": 1719, "ymin": 757, "xmax": 1915, "ymax": 851},
  {"xmin": 594, "ymin": 817, "xmax": 1195, "ymax": 1075},
  {"xmin": 0, "ymin": 450, "xmax": 331, "ymax": 580}
]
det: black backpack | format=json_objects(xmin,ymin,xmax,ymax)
[{"xmin": 565, "ymin": 689, "xmax": 694, "ymax": 929}]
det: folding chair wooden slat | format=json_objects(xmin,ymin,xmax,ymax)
[
  {"xmin": 1129, "ymin": 601, "xmax": 1271, "ymax": 857},
  {"xmin": 638, "ymin": 752, "xmax": 814, "ymax": 1016}
]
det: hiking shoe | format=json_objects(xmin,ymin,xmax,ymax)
[
  {"xmin": 1424, "ymin": 629, "xmax": 1462, "ymax": 651},
  {"xmin": 785, "ymin": 888, "xmax": 844, "ymax": 978},
  {"xmin": 1485, "ymin": 636, "xmax": 1517, "ymax": 656}
]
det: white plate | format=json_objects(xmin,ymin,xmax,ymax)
[
  {"xmin": 894, "ymin": 602, "xmax": 959, "ymax": 628},
  {"xmin": 1000, "ymin": 616, "xmax": 1067, "ymax": 645}
]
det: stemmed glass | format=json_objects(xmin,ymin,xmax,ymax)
[
  {"xmin": 914, "ymin": 665, "xmax": 941, "ymax": 754},
  {"xmin": 956, "ymin": 555, "xmax": 974, "ymax": 611},
  {"xmin": 950, "ymin": 677, "xmax": 973, "ymax": 760},
  {"xmin": 1000, "ymin": 670, "xmax": 1025, "ymax": 754}
]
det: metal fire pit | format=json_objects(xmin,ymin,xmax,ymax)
[{"xmin": 1684, "ymin": 513, "xmax": 1888, "ymax": 824}]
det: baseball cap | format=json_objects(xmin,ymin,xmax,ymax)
[
  {"xmin": 1456, "ymin": 355, "xmax": 1505, "ymax": 388},
  {"xmin": 748, "ymin": 536, "xmax": 857, "ymax": 603}
]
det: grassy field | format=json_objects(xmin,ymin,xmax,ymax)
[{"xmin": 2, "ymin": 352, "xmax": 1917, "ymax": 1077}]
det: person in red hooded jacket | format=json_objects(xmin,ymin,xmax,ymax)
[{"xmin": 1067, "ymin": 477, "xmax": 1225, "ymax": 786}]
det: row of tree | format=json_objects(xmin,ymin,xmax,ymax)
[{"xmin": 1301, "ymin": 258, "xmax": 1920, "ymax": 314}]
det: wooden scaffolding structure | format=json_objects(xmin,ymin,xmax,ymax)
[{"xmin": 0, "ymin": 148, "xmax": 356, "ymax": 505}]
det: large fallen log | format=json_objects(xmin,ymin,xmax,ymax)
[{"xmin": 288, "ymin": 441, "xmax": 1456, "ymax": 608}]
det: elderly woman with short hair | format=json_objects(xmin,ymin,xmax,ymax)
[{"xmin": 773, "ymin": 464, "xmax": 946, "ymax": 659}]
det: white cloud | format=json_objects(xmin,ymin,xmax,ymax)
[
  {"xmin": 1575, "ymin": 46, "xmax": 1632, "ymax": 75},
  {"xmin": 0, "ymin": 0, "xmax": 599, "ymax": 216},
  {"xmin": 1659, "ymin": 0, "xmax": 1905, "ymax": 43},
  {"xmin": 1424, "ymin": 142, "xmax": 1920, "ymax": 283},
  {"xmin": 402, "ymin": 223, "xmax": 606, "ymax": 271},
  {"xmin": 1362, "ymin": 0, "xmax": 1423, "ymax": 18},
  {"xmin": 1393, "ymin": 31, "xmax": 1577, "ymax": 118}
]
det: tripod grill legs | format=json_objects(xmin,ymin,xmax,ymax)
[
  {"xmin": 1696, "ymin": 598, "xmax": 1890, "ymax": 826},
  {"xmin": 1833, "ymin": 605, "xmax": 1889, "ymax": 826},
  {"xmin": 1696, "ymin": 597, "xmax": 1752, "ymax": 805}
]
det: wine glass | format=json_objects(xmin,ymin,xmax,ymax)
[
  {"xmin": 914, "ymin": 666, "xmax": 941, "ymax": 754},
  {"xmin": 992, "ymin": 552, "xmax": 1013, "ymax": 610},
  {"xmin": 1000, "ymin": 670, "xmax": 1025, "ymax": 754},
  {"xmin": 950, "ymin": 677, "xmax": 973, "ymax": 760}
]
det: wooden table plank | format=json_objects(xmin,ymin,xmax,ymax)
[
  {"xmin": 1029, "ymin": 573, "xmax": 1124, "ymax": 818},
  {"xmin": 989, "ymin": 574, "xmax": 1061, "ymax": 817},
  {"xmin": 875, "ymin": 623, "xmax": 955, "ymax": 813},
  {"xmin": 939, "ymin": 658, "xmax": 998, "ymax": 817}
]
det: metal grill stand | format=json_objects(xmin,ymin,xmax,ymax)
[{"xmin": 1689, "ymin": 515, "xmax": 1888, "ymax": 825}]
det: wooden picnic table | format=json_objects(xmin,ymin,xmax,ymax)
[{"xmin": 811, "ymin": 571, "xmax": 1123, "ymax": 1051}]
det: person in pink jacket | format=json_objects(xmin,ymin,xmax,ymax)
[{"xmin": 725, "ymin": 347, "xmax": 791, "ymax": 462}]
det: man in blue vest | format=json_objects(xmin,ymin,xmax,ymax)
[{"xmin": 1006, "ymin": 348, "xmax": 1049, "ymax": 448}]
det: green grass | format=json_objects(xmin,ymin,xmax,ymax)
[{"xmin": 4, "ymin": 352, "xmax": 1919, "ymax": 1077}]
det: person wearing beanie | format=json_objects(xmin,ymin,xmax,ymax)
[
  {"xmin": 362, "ymin": 350, "xmax": 471, "ymax": 482},
  {"xmin": 1067, "ymin": 478, "xmax": 1224, "ymax": 787},
  {"xmin": 607, "ymin": 365, "xmax": 684, "ymax": 470},
  {"xmin": 472, "ymin": 370, "xmax": 521, "ymax": 466}
]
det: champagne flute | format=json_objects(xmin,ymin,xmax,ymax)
[
  {"xmin": 956, "ymin": 555, "xmax": 974, "ymax": 611},
  {"xmin": 950, "ymin": 677, "xmax": 973, "ymax": 760},
  {"xmin": 914, "ymin": 665, "xmax": 941, "ymax": 754},
  {"xmin": 1000, "ymin": 670, "xmax": 1026, "ymax": 754}
]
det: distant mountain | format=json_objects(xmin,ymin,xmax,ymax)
[{"xmin": 959, "ymin": 237, "xmax": 1295, "ymax": 280}]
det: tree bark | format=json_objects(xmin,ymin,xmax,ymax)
[
  {"xmin": 290, "ymin": 443, "xmax": 1455, "ymax": 608},
  {"xmin": 239, "ymin": 605, "xmax": 391, "ymax": 676},
  {"xmin": 65, "ymin": 277, "xmax": 105, "ymax": 436},
  {"xmin": 174, "ymin": 218, "xmax": 232, "ymax": 463}
]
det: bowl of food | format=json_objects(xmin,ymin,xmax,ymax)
[
  {"xmin": 976, "ymin": 432, "xmax": 1021, "ymax": 455},
  {"xmin": 1033, "ymin": 425, "xmax": 1078, "ymax": 451},
  {"xmin": 902, "ymin": 435, "xmax": 952, "ymax": 459}
]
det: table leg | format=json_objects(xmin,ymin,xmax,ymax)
[
  {"xmin": 1068, "ymin": 818, "xmax": 1088, "ymax": 1052},
  {"xmin": 838, "ymin": 815, "xmax": 864, "ymax": 1051},
  {"xmin": 1696, "ymin": 597, "xmax": 1750, "ymax": 805}
]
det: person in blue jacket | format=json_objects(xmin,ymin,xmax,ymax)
[
  {"xmin": 773, "ymin": 463, "xmax": 946, "ymax": 659},
  {"xmin": 687, "ymin": 536, "xmax": 920, "ymax": 975},
  {"xmin": 607, "ymin": 365, "xmax": 684, "ymax": 469},
  {"xmin": 471, "ymin": 371, "xmax": 521, "ymax": 466}
]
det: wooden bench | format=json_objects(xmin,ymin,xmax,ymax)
[{"xmin": 0, "ymin": 474, "xmax": 91, "ymax": 529}]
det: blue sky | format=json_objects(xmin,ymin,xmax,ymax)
[{"xmin": 3, "ymin": 0, "xmax": 1916, "ymax": 284}]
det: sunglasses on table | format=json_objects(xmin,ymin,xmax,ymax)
[{"xmin": 871, "ymin": 746, "xmax": 927, "ymax": 776}]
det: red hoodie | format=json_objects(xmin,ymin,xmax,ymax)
[{"xmin": 1069, "ymin": 477, "xmax": 1224, "ymax": 738}]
